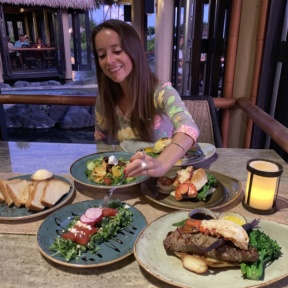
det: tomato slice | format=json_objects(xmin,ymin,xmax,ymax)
[
  {"xmin": 74, "ymin": 225, "xmax": 98, "ymax": 235},
  {"xmin": 74, "ymin": 234, "xmax": 91, "ymax": 245},
  {"xmin": 61, "ymin": 231, "xmax": 76, "ymax": 241},
  {"xmin": 102, "ymin": 208, "xmax": 118, "ymax": 217},
  {"xmin": 103, "ymin": 177, "xmax": 112, "ymax": 185},
  {"xmin": 61, "ymin": 225, "xmax": 98, "ymax": 246}
]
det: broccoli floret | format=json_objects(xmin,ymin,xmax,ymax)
[{"xmin": 240, "ymin": 229, "xmax": 282, "ymax": 280}]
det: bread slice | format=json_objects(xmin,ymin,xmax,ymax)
[
  {"xmin": 0, "ymin": 185, "xmax": 5, "ymax": 202},
  {"xmin": 20, "ymin": 181, "xmax": 33, "ymax": 206},
  {"xmin": 26, "ymin": 180, "xmax": 48, "ymax": 211},
  {"xmin": 0, "ymin": 180, "xmax": 14, "ymax": 206},
  {"xmin": 41, "ymin": 178, "xmax": 71, "ymax": 207},
  {"xmin": 190, "ymin": 168, "xmax": 208, "ymax": 191},
  {"xmin": 6, "ymin": 179, "xmax": 29, "ymax": 207}
]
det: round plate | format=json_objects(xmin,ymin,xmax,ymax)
[
  {"xmin": 120, "ymin": 141, "xmax": 216, "ymax": 166},
  {"xmin": 37, "ymin": 200, "xmax": 147, "ymax": 268},
  {"xmin": 141, "ymin": 169, "xmax": 242, "ymax": 210},
  {"xmin": 134, "ymin": 211, "xmax": 288, "ymax": 288},
  {"xmin": 70, "ymin": 151, "xmax": 149, "ymax": 189},
  {"xmin": 0, "ymin": 175, "xmax": 74, "ymax": 221}
]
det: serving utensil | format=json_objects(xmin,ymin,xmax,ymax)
[{"xmin": 101, "ymin": 173, "xmax": 126, "ymax": 208}]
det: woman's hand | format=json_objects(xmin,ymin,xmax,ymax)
[{"xmin": 124, "ymin": 151, "xmax": 168, "ymax": 178}]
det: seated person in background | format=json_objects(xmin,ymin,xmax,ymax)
[
  {"xmin": 7, "ymin": 36, "xmax": 17, "ymax": 66},
  {"xmin": 36, "ymin": 37, "xmax": 45, "ymax": 48},
  {"xmin": 14, "ymin": 34, "xmax": 29, "ymax": 68}
]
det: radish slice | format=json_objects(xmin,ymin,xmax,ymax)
[
  {"xmin": 80, "ymin": 214, "xmax": 97, "ymax": 226},
  {"xmin": 85, "ymin": 207, "xmax": 103, "ymax": 221}
]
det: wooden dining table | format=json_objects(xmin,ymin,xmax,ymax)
[{"xmin": 0, "ymin": 141, "xmax": 287, "ymax": 288}]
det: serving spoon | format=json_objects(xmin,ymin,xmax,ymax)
[{"xmin": 101, "ymin": 173, "xmax": 126, "ymax": 208}]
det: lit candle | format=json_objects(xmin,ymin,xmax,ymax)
[{"xmin": 245, "ymin": 160, "xmax": 279, "ymax": 210}]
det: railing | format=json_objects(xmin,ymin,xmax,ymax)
[
  {"xmin": 237, "ymin": 97, "xmax": 288, "ymax": 154},
  {"xmin": 0, "ymin": 94, "xmax": 234, "ymax": 141}
]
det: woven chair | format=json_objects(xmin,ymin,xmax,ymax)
[{"xmin": 182, "ymin": 95, "xmax": 223, "ymax": 148}]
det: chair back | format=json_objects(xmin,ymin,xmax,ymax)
[{"xmin": 182, "ymin": 95, "xmax": 222, "ymax": 147}]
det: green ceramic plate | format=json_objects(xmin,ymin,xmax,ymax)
[
  {"xmin": 134, "ymin": 211, "xmax": 288, "ymax": 288},
  {"xmin": 141, "ymin": 169, "xmax": 242, "ymax": 210},
  {"xmin": 37, "ymin": 200, "xmax": 147, "ymax": 268},
  {"xmin": 70, "ymin": 151, "xmax": 149, "ymax": 189},
  {"xmin": 0, "ymin": 174, "xmax": 74, "ymax": 221}
]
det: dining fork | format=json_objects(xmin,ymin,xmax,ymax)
[{"xmin": 101, "ymin": 173, "xmax": 126, "ymax": 208}]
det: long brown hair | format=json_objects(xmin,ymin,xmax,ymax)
[{"xmin": 91, "ymin": 19, "xmax": 158, "ymax": 142}]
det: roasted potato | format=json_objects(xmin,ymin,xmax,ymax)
[
  {"xmin": 181, "ymin": 254, "xmax": 208, "ymax": 274},
  {"xmin": 173, "ymin": 251, "xmax": 239, "ymax": 272}
]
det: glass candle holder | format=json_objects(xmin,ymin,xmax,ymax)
[{"xmin": 242, "ymin": 158, "xmax": 283, "ymax": 215}]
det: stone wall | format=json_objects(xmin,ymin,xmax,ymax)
[{"xmin": 1, "ymin": 76, "xmax": 96, "ymax": 130}]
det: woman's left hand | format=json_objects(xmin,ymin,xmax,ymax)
[{"xmin": 124, "ymin": 151, "xmax": 167, "ymax": 178}]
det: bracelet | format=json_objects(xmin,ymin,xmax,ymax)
[{"xmin": 171, "ymin": 142, "xmax": 186, "ymax": 153}]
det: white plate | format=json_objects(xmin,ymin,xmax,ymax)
[
  {"xmin": 120, "ymin": 141, "xmax": 216, "ymax": 166},
  {"xmin": 134, "ymin": 211, "xmax": 288, "ymax": 288}
]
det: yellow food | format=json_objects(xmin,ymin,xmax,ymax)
[
  {"xmin": 181, "ymin": 254, "xmax": 208, "ymax": 274},
  {"xmin": 221, "ymin": 215, "xmax": 246, "ymax": 226}
]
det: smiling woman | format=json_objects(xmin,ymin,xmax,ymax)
[{"xmin": 91, "ymin": 19, "xmax": 200, "ymax": 179}]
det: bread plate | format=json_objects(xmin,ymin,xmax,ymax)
[
  {"xmin": 37, "ymin": 200, "xmax": 147, "ymax": 268},
  {"xmin": 120, "ymin": 141, "xmax": 216, "ymax": 166},
  {"xmin": 0, "ymin": 174, "xmax": 74, "ymax": 221},
  {"xmin": 134, "ymin": 211, "xmax": 288, "ymax": 288},
  {"xmin": 70, "ymin": 151, "xmax": 149, "ymax": 189},
  {"xmin": 141, "ymin": 169, "xmax": 242, "ymax": 210}
]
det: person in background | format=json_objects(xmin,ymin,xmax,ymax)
[
  {"xmin": 36, "ymin": 37, "xmax": 45, "ymax": 47},
  {"xmin": 7, "ymin": 36, "xmax": 17, "ymax": 66},
  {"xmin": 91, "ymin": 19, "xmax": 200, "ymax": 178},
  {"xmin": 14, "ymin": 34, "xmax": 29, "ymax": 68}
]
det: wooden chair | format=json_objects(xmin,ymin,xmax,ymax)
[{"xmin": 182, "ymin": 95, "xmax": 223, "ymax": 147}]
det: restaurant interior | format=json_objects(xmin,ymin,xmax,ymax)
[{"xmin": 0, "ymin": 0, "xmax": 288, "ymax": 287}]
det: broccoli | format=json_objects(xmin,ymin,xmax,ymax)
[{"xmin": 240, "ymin": 229, "xmax": 282, "ymax": 280}]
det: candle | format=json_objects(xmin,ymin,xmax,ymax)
[{"xmin": 245, "ymin": 160, "xmax": 279, "ymax": 210}]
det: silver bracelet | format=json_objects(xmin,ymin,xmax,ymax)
[{"xmin": 171, "ymin": 142, "xmax": 186, "ymax": 153}]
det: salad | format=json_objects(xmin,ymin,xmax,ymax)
[
  {"xmin": 85, "ymin": 155, "xmax": 135, "ymax": 185},
  {"xmin": 49, "ymin": 201, "xmax": 133, "ymax": 262}
]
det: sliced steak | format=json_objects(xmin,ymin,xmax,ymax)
[
  {"xmin": 163, "ymin": 228, "xmax": 226, "ymax": 254},
  {"xmin": 204, "ymin": 243, "xmax": 259, "ymax": 263},
  {"xmin": 163, "ymin": 228, "xmax": 259, "ymax": 263}
]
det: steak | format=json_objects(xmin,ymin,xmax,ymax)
[{"xmin": 163, "ymin": 228, "xmax": 259, "ymax": 263}]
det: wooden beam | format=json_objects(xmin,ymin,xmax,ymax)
[
  {"xmin": 0, "ymin": 94, "xmax": 96, "ymax": 106},
  {"xmin": 237, "ymin": 97, "xmax": 288, "ymax": 153}
]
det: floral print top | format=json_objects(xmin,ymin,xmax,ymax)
[{"xmin": 94, "ymin": 82, "xmax": 199, "ymax": 143}]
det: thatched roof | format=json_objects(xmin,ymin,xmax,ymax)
[{"xmin": 0, "ymin": 0, "xmax": 97, "ymax": 10}]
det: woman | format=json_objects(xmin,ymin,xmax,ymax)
[{"xmin": 91, "ymin": 19, "xmax": 199, "ymax": 178}]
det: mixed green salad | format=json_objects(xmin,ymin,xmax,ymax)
[
  {"xmin": 49, "ymin": 201, "xmax": 133, "ymax": 262},
  {"xmin": 85, "ymin": 155, "xmax": 135, "ymax": 185}
]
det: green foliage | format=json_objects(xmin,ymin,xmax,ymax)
[
  {"xmin": 147, "ymin": 38, "xmax": 155, "ymax": 52},
  {"xmin": 196, "ymin": 174, "xmax": 217, "ymax": 201},
  {"xmin": 240, "ymin": 229, "xmax": 282, "ymax": 280}
]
